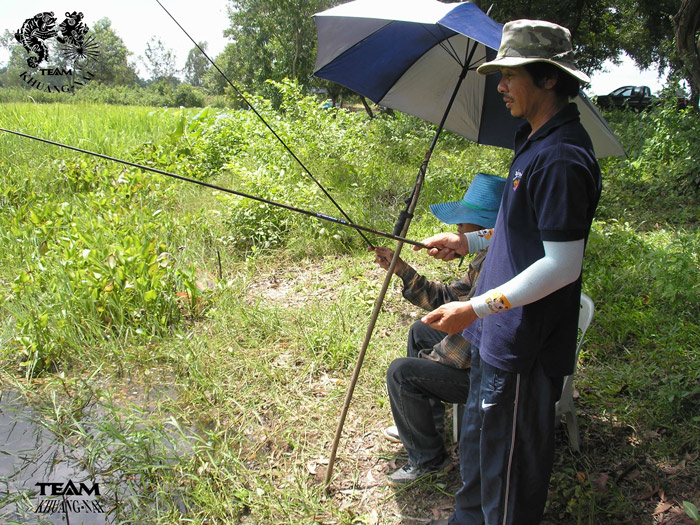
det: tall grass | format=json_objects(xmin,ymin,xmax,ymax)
[{"xmin": 0, "ymin": 103, "xmax": 206, "ymax": 376}]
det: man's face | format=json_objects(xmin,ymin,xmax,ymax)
[
  {"xmin": 457, "ymin": 223, "xmax": 482, "ymax": 235},
  {"xmin": 497, "ymin": 66, "xmax": 548, "ymax": 121}
]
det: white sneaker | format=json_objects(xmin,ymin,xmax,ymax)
[
  {"xmin": 387, "ymin": 455, "xmax": 453, "ymax": 486},
  {"xmin": 382, "ymin": 425, "xmax": 401, "ymax": 443}
]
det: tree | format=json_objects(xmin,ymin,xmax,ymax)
[
  {"xmin": 223, "ymin": 0, "xmax": 335, "ymax": 92},
  {"xmin": 91, "ymin": 18, "xmax": 139, "ymax": 86},
  {"xmin": 184, "ymin": 42, "xmax": 211, "ymax": 87},
  {"xmin": 202, "ymin": 42, "xmax": 236, "ymax": 96},
  {"xmin": 673, "ymin": 0, "xmax": 700, "ymax": 107},
  {"xmin": 140, "ymin": 37, "xmax": 179, "ymax": 83},
  {"xmin": 0, "ymin": 30, "xmax": 29, "ymax": 87}
]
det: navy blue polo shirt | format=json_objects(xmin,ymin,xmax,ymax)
[{"xmin": 464, "ymin": 103, "xmax": 601, "ymax": 377}]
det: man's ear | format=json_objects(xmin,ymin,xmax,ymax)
[{"xmin": 542, "ymin": 73, "xmax": 558, "ymax": 90}]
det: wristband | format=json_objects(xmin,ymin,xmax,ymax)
[
  {"xmin": 472, "ymin": 290, "xmax": 512, "ymax": 318},
  {"xmin": 485, "ymin": 291, "xmax": 512, "ymax": 313}
]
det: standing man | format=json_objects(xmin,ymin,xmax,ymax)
[{"xmin": 417, "ymin": 20, "xmax": 602, "ymax": 524}]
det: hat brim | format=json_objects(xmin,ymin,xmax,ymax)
[
  {"xmin": 477, "ymin": 57, "xmax": 590, "ymax": 84},
  {"xmin": 429, "ymin": 201, "xmax": 499, "ymax": 229}
]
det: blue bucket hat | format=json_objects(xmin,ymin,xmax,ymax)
[{"xmin": 429, "ymin": 173, "xmax": 506, "ymax": 228}]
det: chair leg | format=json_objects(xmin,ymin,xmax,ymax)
[
  {"xmin": 453, "ymin": 403, "xmax": 464, "ymax": 443},
  {"xmin": 564, "ymin": 409, "xmax": 581, "ymax": 452}
]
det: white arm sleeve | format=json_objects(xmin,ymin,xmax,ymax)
[
  {"xmin": 471, "ymin": 239, "xmax": 585, "ymax": 318},
  {"xmin": 465, "ymin": 229, "xmax": 493, "ymax": 253}
]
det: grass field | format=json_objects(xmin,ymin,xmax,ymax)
[{"xmin": 1, "ymin": 89, "xmax": 699, "ymax": 524}]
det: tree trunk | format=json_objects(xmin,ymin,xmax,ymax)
[
  {"xmin": 673, "ymin": 0, "xmax": 700, "ymax": 109},
  {"xmin": 292, "ymin": 28, "xmax": 301, "ymax": 80}
]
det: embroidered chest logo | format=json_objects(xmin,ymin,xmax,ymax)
[{"xmin": 512, "ymin": 170, "xmax": 523, "ymax": 191}]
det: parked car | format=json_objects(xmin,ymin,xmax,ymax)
[
  {"xmin": 596, "ymin": 85, "xmax": 689, "ymax": 111},
  {"xmin": 595, "ymin": 85, "xmax": 654, "ymax": 111}
]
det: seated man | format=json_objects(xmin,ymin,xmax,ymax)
[{"xmin": 371, "ymin": 173, "xmax": 506, "ymax": 486}]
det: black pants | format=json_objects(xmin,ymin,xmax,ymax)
[
  {"xmin": 450, "ymin": 347, "xmax": 563, "ymax": 525},
  {"xmin": 386, "ymin": 321, "xmax": 470, "ymax": 466}
]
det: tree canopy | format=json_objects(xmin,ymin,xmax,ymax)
[
  {"xmin": 214, "ymin": 0, "xmax": 699, "ymax": 108},
  {"xmin": 184, "ymin": 42, "xmax": 211, "ymax": 87},
  {"xmin": 140, "ymin": 37, "xmax": 179, "ymax": 84},
  {"xmin": 222, "ymin": 0, "xmax": 335, "ymax": 90}
]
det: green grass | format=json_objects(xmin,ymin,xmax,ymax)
[{"xmin": 1, "ymin": 86, "xmax": 699, "ymax": 523}]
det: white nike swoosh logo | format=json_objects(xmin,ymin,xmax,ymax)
[{"xmin": 481, "ymin": 399, "xmax": 497, "ymax": 409}]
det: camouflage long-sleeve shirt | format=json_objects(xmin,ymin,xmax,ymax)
[{"xmin": 394, "ymin": 250, "xmax": 487, "ymax": 369}]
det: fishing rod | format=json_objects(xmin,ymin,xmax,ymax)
[
  {"xmin": 0, "ymin": 127, "xmax": 429, "ymax": 250},
  {"xmin": 154, "ymin": 0, "xmax": 373, "ymax": 248}
]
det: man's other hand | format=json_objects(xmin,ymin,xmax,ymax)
[
  {"xmin": 370, "ymin": 246, "xmax": 406, "ymax": 273},
  {"xmin": 421, "ymin": 301, "xmax": 477, "ymax": 334}
]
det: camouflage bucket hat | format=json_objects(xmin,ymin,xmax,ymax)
[{"xmin": 477, "ymin": 19, "xmax": 590, "ymax": 84}]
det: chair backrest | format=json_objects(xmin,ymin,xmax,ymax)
[
  {"xmin": 560, "ymin": 293, "xmax": 595, "ymax": 399},
  {"xmin": 578, "ymin": 293, "xmax": 595, "ymax": 343}
]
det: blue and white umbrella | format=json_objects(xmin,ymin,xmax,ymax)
[{"xmin": 314, "ymin": 0, "xmax": 625, "ymax": 158}]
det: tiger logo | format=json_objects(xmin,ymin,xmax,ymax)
[
  {"xmin": 56, "ymin": 11, "xmax": 98, "ymax": 65},
  {"xmin": 14, "ymin": 12, "xmax": 57, "ymax": 69},
  {"xmin": 57, "ymin": 11, "xmax": 89, "ymax": 48},
  {"xmin": 15, "ymin": 11, "xmax": 98, "ymax": 71}
]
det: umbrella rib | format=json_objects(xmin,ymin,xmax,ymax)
[
  {"xmin": 435, "ymin": 26, "xmax": 491, "ymax": 72},
  {"xmin": 436, "ymin": 26, "xmax": 464, "ymax": 67},
  {"xmin": 417, "ymin": 24, "xmax": 463, "ymax": 67},
  {"xmin": 467, "ymin": 49, "xmax": 489, "ymax": 71}
]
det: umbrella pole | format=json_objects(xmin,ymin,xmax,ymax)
[{"xmin": 323, "ymin": 57, "xmax": 475, "ymax": 492}]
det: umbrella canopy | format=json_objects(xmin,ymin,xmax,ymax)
[{"xmin": 314, "ymin": 0, "xmax": 625, "ymax": 158}]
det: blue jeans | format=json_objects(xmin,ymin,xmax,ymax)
[
  {"xmin": 450, "ymin": 346, "xmax": 563, "ymax": 525},
  {"xmin": 386, "ymin": 321, "xmax": 470, "ymax": 467}
]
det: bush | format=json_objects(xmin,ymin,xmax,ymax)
[
  {"xmin": 0, "ymin": 83, "xmax": 214, "ymax": 108},
  {"xmin": 174, "ymin": 84, "xmax": 206, "ymax": 108},
  {"xmin": 2, "ymin": 164, "xmax": 204, "ymax": 377},
  {"xmin": 596, "ymin": 104, "xmax": 700, "ymax": 226}
]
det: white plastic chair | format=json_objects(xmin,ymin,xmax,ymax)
[
  {"xmin": 452, "ymin": 293, "xmax": 595, "ymax": 451},
  {"xmin": 555, "ymin": 292, "xmax": 594, "ymax": 451}
]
